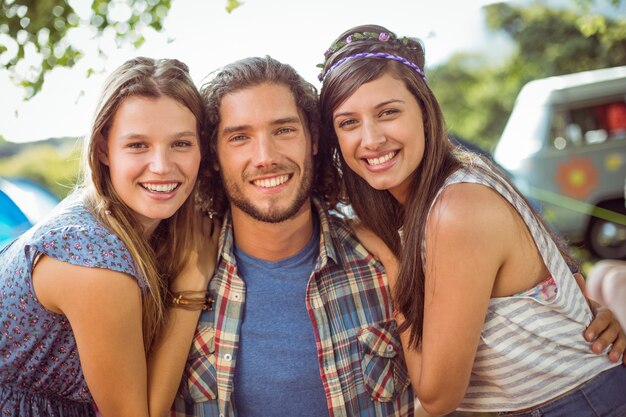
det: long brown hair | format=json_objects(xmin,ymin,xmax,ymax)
[
  {"xmin": 319, "ymin": 24, "xmax": 577, "ymax": 348},
  {"xmin": 198, "ymin": 55, "xmax": 342, "ymax": 217},
  {"xmin": 80, "ymin": 57, "xmax": 206, "ymax": 352}
]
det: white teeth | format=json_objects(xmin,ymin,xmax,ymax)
[
  {"xmin": 253, "ymin": 175, "xmax": 289, "ymax": 188},
  {"xmin": 366, "ymin": 151, "xmax": 397, "ymax": 166},
  {"xmin": 142, "ymin": 183, "xmax": 178, "ymax": 193}
]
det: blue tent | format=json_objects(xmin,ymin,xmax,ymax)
[{"xmin": 0, "ymin": 177, "xmax": 60, "ymax": 249}]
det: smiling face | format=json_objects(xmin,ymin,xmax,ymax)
[
  {"xmin": 216, "ymin": 82, "xmax": 316, "ymax": 223},
  {"xmin": 100, "ymin": 95, "xmax": 200, "ymax": 235},
  {"xmin": 332, "ymin": 73, "xmax": 425, "ymax": 203}
]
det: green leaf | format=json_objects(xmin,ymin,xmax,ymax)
[{"xmin": 225, "ymin": 0, "xmax": 242, "ymax": 13}]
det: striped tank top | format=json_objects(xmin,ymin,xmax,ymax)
[{"xmin": 431, "ymin": 160, "xmax": 620, "ymax": 412}]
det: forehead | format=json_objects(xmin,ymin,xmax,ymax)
[
  {"xmin": 110, "ymin": 95, "xmax": 197, "ymax": 130},
  {"xmin": 219, "ymin": 83, "xmax": 302, "ymax": 126},
  {"xmin": 335, "ymin": 73, "xmax": 413, "ymax": 111}
]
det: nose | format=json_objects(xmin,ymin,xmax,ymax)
[
  {"xmin": 251, "ymin": 135, "xmax": 278, "ymax": 168},
  {"xmin": 361, "ymin": 120, "xmax": 386, "ymax": 150},
  {"xmin": 149, "ymin": 147, "xmax": 174, "ymax": 174}
]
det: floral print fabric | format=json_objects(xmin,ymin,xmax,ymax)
[{"xmin": 0, "ymin": 195, "xmax": 143, "ymax": 417}]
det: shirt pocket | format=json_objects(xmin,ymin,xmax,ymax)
[
  {"xmin": 357, "ymin": 321, "xmax": 410, "ymax": 402},
  {"xmin": 180, "ymin": 323, "xmax": 218, "ymax": 402}
]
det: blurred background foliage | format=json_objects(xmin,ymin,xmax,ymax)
[
  {"xmin": 429, "ymin": 0, "xmax": 626, "ymax": 151},
  {"xmin": 0, "ymin": 135, "xmax": 80, "ymax": 197},
  {"xmin": 0, "ymin": 0, "xmax": 241, "ymax": 98}
]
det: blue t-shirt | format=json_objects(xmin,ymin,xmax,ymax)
[{"xmin": 230, "ymin": 221, "xmax": 328, "ymax": 417}]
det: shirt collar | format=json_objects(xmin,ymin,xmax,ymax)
[
  {"xmin": 215, "ymin": 197, "xmax": 343, "ymax": 270},
  {"xmin": 312, "ymin": 197, "xmax": 342, "ymax": 270}
]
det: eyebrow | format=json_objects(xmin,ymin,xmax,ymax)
[
  {"xmin": 118, "ymin": 131, "xmax": 197, "ymax": 141},
  {"xmin": 333, "ymin": 99, "xmax": 405, "ymax": 121},
  {"xmin": 221, "ymin": 116, "xmax": 302, "ymax": 135}
]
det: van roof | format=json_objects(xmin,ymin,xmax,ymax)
[
  {"xmin": 517, "ymin": 65, "xmax": 626, "ymax": 105},
  {"xmin": 494, "ymin": 65, "xmax": 626, "ymax": 170}
]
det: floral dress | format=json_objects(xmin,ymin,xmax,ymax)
[{"xmin": 0, "ymin": 194, "xmax": 144, "ymax": 417}]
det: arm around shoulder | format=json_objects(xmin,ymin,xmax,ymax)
[{"xmin": 146, "ymin": 215, "xmax": 220, "ymax": 417}]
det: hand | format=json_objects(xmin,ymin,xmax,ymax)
[
  {"xmin": 348, "ymin": 219, "xmax": 399, "ymax": 289},
  {"xmin": 170, "ymin": 213, "xmax": 220, "ymax": 292},
  {"xmin": 586, "ymin": 259, "xmax": 626, "ymax": 331},
  {"xmin": 584, "ymin": 300, "xmax": 626, "ymax": 365},
  {"xmin": 576, "ymin": 272, "xmax": 626, "ymax": 365}
]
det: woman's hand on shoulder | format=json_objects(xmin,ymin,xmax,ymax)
[
  {"xmin": 347, "ymin": 218, "xmax": 399, "ymax": 289},
  {"xmin": 170, "ymin": 212, "xmax": 220, "ymax": 292}
]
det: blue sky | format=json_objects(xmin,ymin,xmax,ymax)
[{"xmin": 0, "ymin": 0, "xmax": 502, "ymax": 143}]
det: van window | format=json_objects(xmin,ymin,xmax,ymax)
[{"xmin": 550, "ymin": 97, "xmax": 626, "ymax": 150}]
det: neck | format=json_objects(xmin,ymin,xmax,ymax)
[
  {"xmin": 389, "ymin": 190, "xmax": 407, "ymax": 205},
  {"xmin": 230, "ymin": 200, "xmax": 315, "ymax": 262},
  {"xmin": 142, "ymin": 219, "xmax": 160, "ymax": 239}
]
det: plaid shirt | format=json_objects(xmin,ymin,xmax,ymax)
[{"xmin": 171, "ymin": 198, "xmax": 414, "ymax": 417}]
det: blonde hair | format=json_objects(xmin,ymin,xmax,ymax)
[{"xmin": 80, "ymin": 57, "xmax": 205, "ymax": 352}]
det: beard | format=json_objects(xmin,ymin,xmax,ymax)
[{"xmin": 221, "ymin": 155, "xmax": 314, "ymax": 224}]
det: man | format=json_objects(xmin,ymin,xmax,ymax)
[
  {"xmin": 172, "ymin": 55, "xmax": 412, "ymax": 417},
  {"xmin": 171, "ymin": 56, "xmax": 625, "ymax": 417}
]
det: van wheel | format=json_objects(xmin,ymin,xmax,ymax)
[{"xmin": 587, "ymin": 200, "xmax": 626, "ymax": 259}]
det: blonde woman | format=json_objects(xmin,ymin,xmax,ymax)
[{"xmin": 0, "ymin": 57, "xmax": 217, "ymax": 417}]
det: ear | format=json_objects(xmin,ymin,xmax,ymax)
[{"xmin": 96, "ymin": 135, "xmax": 110, "ymax": 166}]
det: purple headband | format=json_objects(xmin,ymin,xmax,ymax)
[{"xmin": 321, "ymin": 52, "xmax": 426, "ymax": 82}]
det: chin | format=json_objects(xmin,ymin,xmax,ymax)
[
  {"xmin": 367, "ymin": 181, "xmax": 394, "ymax": 191},
  {"xmin": 145, "ymin": 211, "xmax": 177, "ymax": 222}
]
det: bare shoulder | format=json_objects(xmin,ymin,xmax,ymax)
[
  {"xmin": 428, "ymin": 182, "xmax": 515, "ymax": 235},
  {"xmin": 425, "ymin": 182, "xmax": 523, "ymax": 266},
  {"xmin": 33, "ymin": 255, "xmax": 141, "ymax": 314}
]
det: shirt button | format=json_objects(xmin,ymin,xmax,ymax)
[
  {"xmin": 232, "ymin": 293, "xmax": 241, "ymax": 301},
  {"xmin": 386, "ymin": 345, "xmax": 395, "ymax": 352},
  {"xmin": 224, "ymin": 353, "xmax": 232, "ymax": 361}
]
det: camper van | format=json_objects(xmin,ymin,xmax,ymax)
[{"xmin": 494, "ymin": 66, "xmax": 626, "ymax": 259}]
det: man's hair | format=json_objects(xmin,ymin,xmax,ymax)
[{"xmin": 198, "ymin": 56, "xmax": 342, "ymax": 218}]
